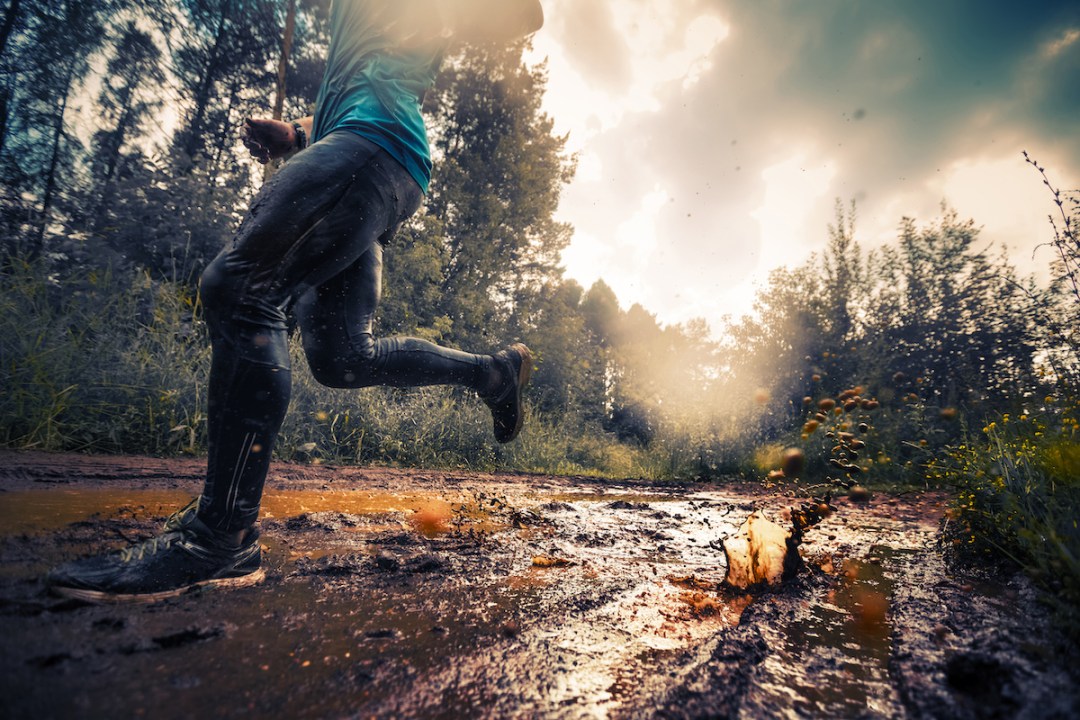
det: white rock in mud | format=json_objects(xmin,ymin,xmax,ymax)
[{"xmin": 724, "ymin": 511, "xmax": 793, "ymax": 589}]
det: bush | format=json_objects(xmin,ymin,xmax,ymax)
[
  {"xmin": 0, "ymin": 259, "xmax": 708, "ymax": 481},
  {"xmin": 0, "ymin": 259, "xmax": 209, "ymax": 453},
  {"xmin": 933, "ymin": 397, "xmax": 1080, "ymax": 626}
]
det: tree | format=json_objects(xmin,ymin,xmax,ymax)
[
  {"xmin": 0, "ymin": 0, "xmax": 108, "ymax": 259},
  {"xmin": 96, "ymin": 0, "xmax": 328, "ymax": 283},
  {"xmin": 721, "ymin": 262, "xmax": 828, "ymax": 436},
  {"xmin": 421, "ymin": 40, "xmax": 574, "ymax": 350},
  {"xmin": 874, "ymin": 210, "xmax": 1037, "ymax": 411},
  {"xmin": 169, "ymin": 0, "xmax": 280, "ymax": 180},
  {"xmin": 0, "ymin": 0, "xmax": 22, "ymax": 152},
  {"xmin": 510, "ymin": 279, "xmax": 606, "ymax": 420},
  {"xmin": 89, "ymin": 23, "xmax": 165, "ymax": 234}
]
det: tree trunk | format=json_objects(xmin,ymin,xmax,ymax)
[
  {"xmin": 92, "ymin": 82, "xmax": 135, "ymax": 232},
  {"xmin": 208, "ymin": 76, "xmax": 242, "ymax": 190},
  {"xmin": 271, "ymin": 0, "xmax": 296, "ymax": 121},
  {"xmin": 0, "ymin": 0, "xmax": 21, "ymax": 65},
  {"xmin": 184, "ymin": 7, "xmax": 229, "ymax": 162},
  {"xmin": 264, "ymin": 0, "xmax": 296, "ymax": 182},
  {"xmin": 0, "ymin": 82, "xmax": 9, "ymax": 157},
  {"xmin": 0, "ymin": 0, "xmax": 20, "ymax": 156},
  {"xmin": 32, "ymin": 56, "xmax": 75, "ymax": 259}
]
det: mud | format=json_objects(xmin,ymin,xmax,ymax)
[{"xmin": 1, "ymin": 450, "xmax": 1077, "ymax": 719}]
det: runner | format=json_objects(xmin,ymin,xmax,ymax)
[{"xmin": 47, "ymin": 0, "xmax": 544, "ymax": 604}]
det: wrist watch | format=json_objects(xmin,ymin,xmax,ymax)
[{"xmin": 291, "ymin": 122, "xmax": 307, "ymax": 151}]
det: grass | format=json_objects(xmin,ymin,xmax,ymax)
[
  {"xmin": 0, "ymin": 259, "xmax": 720, "ymax": 481},
  {"xmin": 933, "ymin": 399, "xmax": 1080, "ymax": 629},
  {"xmin": 0, "ymin": 260, "xmax": 210, "ymax": 454}
]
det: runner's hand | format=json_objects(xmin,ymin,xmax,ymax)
[{"xmin": 241, "ymin": 118, "xmax": 296, "ymax": 164}]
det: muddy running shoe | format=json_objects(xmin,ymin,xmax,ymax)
[
  {"xmin": 163, "ymin": 496, "xmax": 201, "ymax": 531},
  {"xmin": 482, "ymin": 342, "xmax": 532, "ymax": 443},
  {"xmin": 46, "ymin": 516, "xmax": 263, "ymax": 604}
]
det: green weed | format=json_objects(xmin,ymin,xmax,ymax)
[{"xmin": 933, "ymin": 397, "xmax": 1080, "ymax": 628}]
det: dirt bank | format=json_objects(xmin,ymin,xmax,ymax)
[{"xmin": 1, "ymin": 451, "xmax": 1076, "ymax": 719}]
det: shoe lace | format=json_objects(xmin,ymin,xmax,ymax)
[
  {"xmin": 120, "ymin": 531, "xmax": 179, "ymax": 563},
  {"xmin": 164, "ymin": 496, "xmax": 201, "ymax": 532}
]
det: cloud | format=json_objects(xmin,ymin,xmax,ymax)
[
  {"xmin": 546, "ymin": 0, "xmax": 632, "ymax": 92},
  {"xmin": 533, "ymin": 0, "xmax": 1080, "ymax": 329}
]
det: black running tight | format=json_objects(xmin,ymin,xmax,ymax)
[{"xmin": 197, "ymin": 132, "xmax": 492, "ymax": 531}]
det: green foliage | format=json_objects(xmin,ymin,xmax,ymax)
[
  {"xmin": 0, "ymin": 259, "xmax": 209, "ymax": 453},
  {"xmin": 421, "ymin": 40, "xmax": 574, "ymax": 351},
  {"xmin": 933, "ymin": 401, "xmax": 1080, "ymax": 627},
  {"xmin": 88, "ymin": 22, "xmax": 166, "ymax": 233},
  {"xmin": 0, "ymin": 0, "xmax": 109, "ymax": 258},
  {"xmin": 96, "ymin": 151, "xmax": 250, "ymax": 285},
  {"xmin": 168, "ymin": 0, "xmax": 281, "ymax": 166},
  {"xmin": 882, "ymin": 211, "xmax": 1038, "ymax": 409},
  {"xmin": 721, "ymin": 202, "xmax": 1046, "ymax": 474}
]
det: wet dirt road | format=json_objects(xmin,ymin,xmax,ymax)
[{"xmin": 1, "ymin": 451, "xmax": 1077, "ymax": 719}]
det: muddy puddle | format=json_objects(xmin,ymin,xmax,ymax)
[{"xmin": 1, "ymin": 451, "xmax": 1077, "ymax": 719}]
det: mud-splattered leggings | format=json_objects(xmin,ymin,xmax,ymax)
[{"xmin": 197, "ymin": 132, "xmax": 493, "ymax": 531}]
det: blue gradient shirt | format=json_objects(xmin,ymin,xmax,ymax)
[{"xmin": 312, "ymin": 0, "xmax": 449, "ymax": 193}]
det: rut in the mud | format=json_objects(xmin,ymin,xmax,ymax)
[{"xmin": 1, "ymin": 451, "xmax": 1077, "ymax": 719}]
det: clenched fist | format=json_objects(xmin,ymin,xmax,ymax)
[{"xmin": 241, "ymin": 118, "xmax": 299, "ymax": 164}]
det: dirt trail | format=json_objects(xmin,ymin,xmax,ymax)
[{"xmin": 1, "ymin": 451, "xmax": 1077, "ymax": 719}]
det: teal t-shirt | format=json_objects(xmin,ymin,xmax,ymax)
[{"xmin": 312, "ymin": 0, "xmax": 449, "ymax": 193}]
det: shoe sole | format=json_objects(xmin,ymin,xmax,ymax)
[
  {"xmin": 504, "ymin": 342, "xmax": 532, "ymax": 442},
  {"xmin": 50, "ymin": 568, "xmax": 266, "ymax": 605}
]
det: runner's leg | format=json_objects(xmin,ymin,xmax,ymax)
[
  {"xmin": 296, "ymin": 238, "xmax": 495, "ymax": 391},
  {"xmin": 197, "ymin": 133, "xmax": 397, "ymax": 531}
]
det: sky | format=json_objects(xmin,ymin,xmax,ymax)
[{"xmin": 523, "ymin": 0, "xmax": 1080, "ymax": 332}]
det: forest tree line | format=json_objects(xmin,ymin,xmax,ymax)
[{"xmin": 1, "ymin": 0, "xmax": 1077, "ymax": 479}]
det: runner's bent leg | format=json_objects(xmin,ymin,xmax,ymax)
[
  {"xmin": 296, "ymin": 238, "xmax": 495, "ymax": 390},
  {"xmin": 197, "ymin": 133, "xmax": 400, "ymax": 532}
]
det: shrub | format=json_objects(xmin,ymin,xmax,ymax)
[
  {"xmin": 0, "ymin": 259, "xmax": 209, "ymax": 453},
  {"xmin": 934, "ymin": 397, "xmax": 1080, "ymax": 627},
  {"xmin": 0, "ymin": 260, "xmax": 705, "ymax": 481}
]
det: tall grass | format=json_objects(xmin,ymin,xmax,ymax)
[
  {"xmin": 1, "ymin": 260, "xmax": 723, "ymax": 480},
  {"xmin": 0, "ymin": 259, "xmax": 210, "ymax": 453},
  {"xmin": 933, "ymin": 400, "xmax": 1080, "ymax": 629}
]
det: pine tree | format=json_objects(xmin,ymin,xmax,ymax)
[{"xmin": 0, "ymin": 0, "xmax": 107, "ymax": 259}]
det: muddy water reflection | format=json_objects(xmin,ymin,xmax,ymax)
[
  {"xmin": 0, "ymin": 482, "xmax": 944, "ymax": 719},
  {"xmin": 0, "ymin": 488, "xmax": 462, "ymax": 535},
  {"xmin": 751, "ymin": 552, "xmax": 900, "ymax": 717}
]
